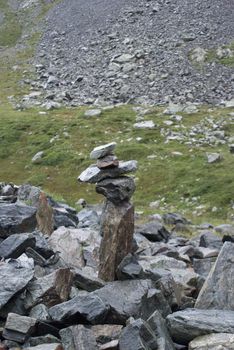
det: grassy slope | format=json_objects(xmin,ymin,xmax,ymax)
[{"xmin": 0, "ymin": 1, "xmax": 233, "ymax": 224}]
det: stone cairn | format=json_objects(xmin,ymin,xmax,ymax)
[{"xmin": 78, "ymin": 142, "xmax": 137, "ymax": 281}]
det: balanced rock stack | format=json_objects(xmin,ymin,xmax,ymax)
[{"xmin": 78, "ymin": 142, "xmax": 137, "ymax": 281}]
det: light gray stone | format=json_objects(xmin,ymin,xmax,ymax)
[
  {"xmin": 90, "ymin": 142, "xmax": 116, "ymax": 159},
  {"xmin": 189, "ymin": 333, "xmax": 234, "ymax": 350}
]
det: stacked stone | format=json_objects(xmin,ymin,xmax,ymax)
[{"xmin": 78, "ymin": 142, "xmax": 137, "ymax": 281}]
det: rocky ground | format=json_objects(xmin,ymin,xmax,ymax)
[
  {"xmin": 23, "ymin": 0, "xmax": 234, "ymax": 107},
  {"xmin": 0, "ymin": 181, "xmax": 234, "ymax": 350}
]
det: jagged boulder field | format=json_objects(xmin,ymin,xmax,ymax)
[{"xmin": 0, "ymin": 180, "xmax": 234, "ymax": 349}]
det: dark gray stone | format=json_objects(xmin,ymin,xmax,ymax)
[
  {"xmin": 199, "ymin": 231, "xmax": 223, "ymax": 250},
  {"xmin": 73, "ymin": 268, "xmax": 105, "ymax": 292},
  {"xmin": 195, "ymin": 242, "xmax": 234, "ymax": 310},
  {"xmin": 166, "ymin": 309, "xmax": 234, "ymax": 344},
  {"xmin": 147, "ymin": 310, "xmax": 175, "ymax": 350},
  {"xmin": 136, "ymin": 221, "xmax": 170, "ymax": 242},
  {"xmin": 163, "ymin": 213, "xmax": 190, "ymax": 226},
  {"xmin": 49, "ymin": 294, "xmax": 109, "ymax": 325},
  {"xmin": 77, "ymin": 208, "xmax": 100, "ymax": 228},
  {"xmin": 0, "ymin": 254, "xmax": 34, "ymax": 311},
  {"xmin": 96, "ymin": 177, "xmax": 135, "ymax": 203},
  {"xmin": 60, "ymin": 325, "xmax": 98, "ymax": 350},
  {"xmin": 0, "ymin": 203, "xmax": 37, "ymax": 238},
  {"xmin": 0, "ymin": 233, "xmax": 36, "ymax": 259},
  {"xmin": 193, "ymin": 257, "xmax": 216, "ymax": 278},
  {"xmin": 116, "ymin": 253, "xmax": 143, "ymax": 280},
  {"xmin": 3, "ymin": 313, "xmax": 37, "ymax": 343},
  {"xmin": 119, "ymin": 318, "xmax": 158, "ymax": 350}
]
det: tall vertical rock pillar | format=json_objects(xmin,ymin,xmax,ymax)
[{"xmin": 78, "ymin": 142, "xmax": 137, "ymax": 281}]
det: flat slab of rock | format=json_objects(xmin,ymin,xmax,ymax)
[
  {"xmin": 166, "ymin": 308, "xmax": 234, "ymax": 344},
  {"xmin": 136, "ymin": 221, "xmax": 170, "ymax": 242},
  {"xmin": 90, "ymin": 142, "xmax": 116, "ymax": 159},
  {"xmin": 0, "ymin": 254, "xmax": 34, "ymax": 311},
  {"xmin": 49, "ymin": 294, "xmax": 109, "ymax": 325},
  {"xmin": 195, "ymin": 242, "xmax": 234, "ymax": 310},
  {"xmin": 84, "ymin": 109, "xmax": 102, "ymax": 118},
  {"xmin": 24, "ymin": 345, "xmax": 63, "ymax": 350},
  {"xmin": 189, "ymin": 333, "xmax": 234, "ymax": 350},
  {"xmin": 0, "ymin": 203, "xmax": 37, "ymax": 238},
  {"xmin": 3, "ymin": 313, "xmax": 37, "ymax": 343},
  {"xmin": 0, "ymin": 233, "xmax": 36, "ymax": 259},
  {"xmin": 206, "ymin": 153, "xmax": 222, "ymax": 163},
  {"xmin": 78, "ymin": 160, "xmax": 137, "ymax": 183}
]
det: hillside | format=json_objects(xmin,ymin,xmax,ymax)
[{"xmin": 0, "ymin": 0, "xmax": 233, "ymax": 223}]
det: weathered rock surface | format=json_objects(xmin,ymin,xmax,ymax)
[
  {"xmin": 0, "ymin": 254, "xmax": 34, "ymax": 311},
  {"xmin": 60, "ymin": 325, "xmax": 98, "ymax": 350},
  {"xmin": 0, "ymin": 204, "xmax": 37, "ymax": 238},
  {"xmin": 49, "ymin": 294, "xmax": 109, "ymax": 325},
  {"xmin": 147, "ymin": 310, "xmax": 175, "ymax": 350},
  {"xmin": 90, "ymin": 142, "xmax": 117, "ymax": 160},
  {"xmin": 98, "ymin": 200, "xmax": 134, "ymax": 281},
  {"xmin": 96, "ymin": 177, "xmax": 135, "ymax": 203},
  {"xmin": 136, "ymin": 221, "xmax": 170, "ymax": 242},
  {"xmin": 3, "ymin": 313, "xmax": 37, "ymax": 343},
  {"xmin": 189, "ymin": 333, "xmax": 234, "ymax": 350},
  {"xmin": 167, "ymin": 309, "xmax": 234, "ymax": 344},
  {"xmin": 195, "ymin": 242, "xmax": 234, "ymax": 310},
  {"xmin": 0, "ymin": 233, "xmax": 36, "ymax": 259}
]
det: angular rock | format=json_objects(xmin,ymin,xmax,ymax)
[
  {"xmin": 48, "ymin": 226, "xmax": 99, "ymax": 268},
  {"xmin": 25, "ymin": 268, "xmax": 73, "ymax": 308},
  {"xmin": 90, "ymin": 142, "xmax": 116, "ymax": 160},
  {"xmin": 97, "ymin": 155, "xmax": 119, "ymax": 169},
  {"xmin": 17, "ymin": 184, "xmax": 41, "ymax": 207},
  {"xmin": 147, "ymin": 310, "xmax": 175, "ymax": 350},
  {"xmin": 24, "ymin": 344, "xmax": 63, "ymax": 350},
  {"xmin": 100, "ymin": 340, "xmax": 118, "ymax": 350},
  {"xmin": 36, "ymin": 192, "xmax": 54, "ymax": 235},
  {"xmin": 195, "ymin": 242, "xmax": 234, "ymax": 310},
  {"xmin": 206, "ymin": 152, "xmax": 222, "ymax": 164},
  {"xmin": 0, "ymin": 233, "xmax": 36, "ymax": 259},
  {"xmin": 96, "ymin": 177, "xmax": 135, "ymax": 203},
  {"xmin": 193, "ymin": 257, "xmax": 216, "ymax": 278},
  {"xmin": 91, "ymin": 324, "xmax": 123, "ymax": 344},
  {"xmin": 29, "ymin": 304, "xmax": 50, "ymax": 321},
  {"xmin": 199, "ymin": 231, "xmax": 223, "ymax": 250},
  {"xmin": 84, "ymin": 109, "xmax": 102, "ymax": 118},
  {"xmin": 162, "ymin": 213, "xmax": 190, "ymax": 225},
  {"xmin": 32, "ymin": 151, "xmax": 44, "ymax": 164},
  {"xmin": 0, "ymin": 203, "xmax": 37, "ymax": 238},
  {"xmin": 119, "ymin": 318, "xmax": 158, "ymax": 350},
  {"xmin": 98, "ymin": 200, "xmax": 134, "ymax": 281},
  {"xmin": 77, "ymin": 208, "xmax": 100, "ymax": 228},
  {"xmin": 0, "ymin": 254, "xmax": 34, "ymax": 311},
  {"xmin": 60, "ymin": 325, "xmax": 98, "ymax": 350},
  {"xmin": 166, "ymin": 309, "xmax": 234, "ymax": 344},
  {"xmin": 3, "ymin": 313, "xmax": 37, "ymax": 343},
  {"xmin": 215, "ymin": 224, "xmax": 234, "ymax": 236},
  {"xmin": 24, "ymin": 334, "xmax": 60, "ymax": 347},
  {"xmin": 133, "ymin": 120, "xmax": 155, "ymax": 129},
  {"xmin": 73, "ymin": 268, "xmax": 105, "ymax": 292},
  {"xmin": 94, "ymin": 279, "xmax": 166, "ymax": 324},
  {"xmin": 189, "ymin": 333, "xmax": 234, "ymax": 350},
  {"xmin": 116, "ymin": 253, "xmax": 143, "ymax": 280},
  {"xmin": 136, "ymin": 221, "xmax": 170, "ymax": 242},
  {"xmin": 78, "ymin": 160, "xmax": 137, "ymax": 184},
  {"xmin": 49, "ymin": 294, "xmax": 109, "ymax": 325}
]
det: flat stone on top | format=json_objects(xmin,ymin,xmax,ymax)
[{"xmin": 90, "ymin": 142, "xmax": 117, "ymax": 160}]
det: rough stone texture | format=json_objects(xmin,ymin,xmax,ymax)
[
  {"xmin": 98, "ymin": 200, "xmax": 134, "ymax": 281},
  {"xmin": 193, "ymin": 257, "xmax": 216, "ymax": 278},
  {"xmin": 25, "ymin": 268, "xmax": 73, "ymax": 308},
  {"xmin": 189, "ymin": 333, "xmax": 234, "ymax": 350},
  {"xmin": 3, "ymin": 313, "xmax": 37, "ymax": 343},
  {"xmin": 147, "ymin": 310, "xmax": 175, "ymax": 350},
  {"xmin": 97, "ymin": 155, "xmax": 119, "ymax": 169},
  {"xmin": 60, "ymin": 325, "xmax": 98, "ymax": 350},
  {"xmin": 49, "ymin": 294, "xmax": 109, "ymax": 325},
  {"xmin": 24, "ymin": 345, "xmax": 63, "ymax": 350},
  {"xmin": 0, "ymin": 254, "xmax": 34, "ymax": 311},
  {"xmin": 78, "ymin": 161, "xmax": 137, "ymax": 184},
  {"xmin": 94, "ymin": 279, "xmax": 167, "ymax": 324},
  {"xmin": 91, "ymin": 324, "xmax": 123, "ymax": 344},
  {"xmin": 0, "ymin": 233, "xmax": 36, "ymax": 259},
  {"xmin": 90, "ymin": 142, "xmax": 117, "ymax": 160},
  {"xmin": 119, "ymin": 318, "xmax": 158, "ymax": 350},
  {"xmin": 73, "ymin": 268, "xmax": 105, "ymax": 292},
  {"xmin": 116, "ymin": 253, "xmax": 143, "ymax": 280},
  {"xmin": 166, "ymin": 309, "xmax": 234, "ymax": 344},
  {"xmin": 48, "ymin": 227, "xmax": 100, "ymax": 268},
  {"xmin": 136, "ymin": 221, "xmax": 170, "ymax": 242},
  {"xmin": 96, "ymin": 177, "xmax": 135, "ymax": 203},
  {"xmin": 0, "ymin": 203, "xmax": 37, "ymax": 238},
  {"xmin": 195, "ymin": 242, "xmax": 234, "ymax": 310},
  {"xmin": 36, "ymin": 192, "xmax": 54, "ymax": 235}
]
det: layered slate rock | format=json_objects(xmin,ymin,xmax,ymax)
[
  {"xmin": 166, "ymin": 309, "xmax": 234, "ymax": 344},
  {"xmin": 25, "ymin": 268, "xmax": 73, "ymax": 309},
  {"xmin": 49, "ymin": 294, "xmax": 109, "ymax": 325},
  {"xmin": 0, "ymin": 203, "xmax": 37, "ymax": 238},
  {"xmin": 189, "ymin": 333, "xmax": 234, "ymax": 350},
  {"xmin": 0, "ymin": 254, "xmax": 34, "ymax": 311},
  {"xmin": 3, "ymin": 313, "xmax": 37, "ymax": 343},
  {"xmin": 78, "ymin": 142, "xmax": 137, "ymax": 281},
  {"xmin": 60, "ymin": 325, "xmax": 98, "ymax": 350},
  {"xmin": 147, "ymin": 310, "xmax": 175, "ymax": 350},
  {"xmin": 0, "ymin": 233, "xmax": 36, "ymax": 259},
  {"xmin": 195, "ymin": 242, "xmax": 234, "ymax": 310}
]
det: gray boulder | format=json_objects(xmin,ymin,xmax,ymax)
[
  {"xmin": 166, "ymin": 309, "xmax": 234, "ymax": 344},
  {"xmin": 90, "ymin": 142, "xmax": 116, "ymax": 159},
  {"xmin": 73, "ymin": 268, "xmax": 105, "ymax": 292},
  {"xmin": 0, "ymin": 233, "xmax": 36, "ymax": 259},
  {"xmin": 147, "ymin": 310, "xmax": 175, "ymax": 350},
  {"xmin": 49, "ymin": 294, "xmax": 109, "ymax": 325},
  {"xmin": 0, "ymin": 254, "xmax": 34, "ymax": 311},
  {"xmin": 195, "ymin": 242, "xmax": 234, "ymax": 310},
  {"xmin": 96, "ymin": 177, "xmax": 135, "ymax": 203},
  {"xmin": 0, "ymin": 203, "xmax": 37, "ymax": 238},
  {"xmin": 3, "ymin": 313, "xmax": 37, "ymax": 343},
  {"xmin": 136, "ymin": 221, "xmax": 170, "ymax": 242}
]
